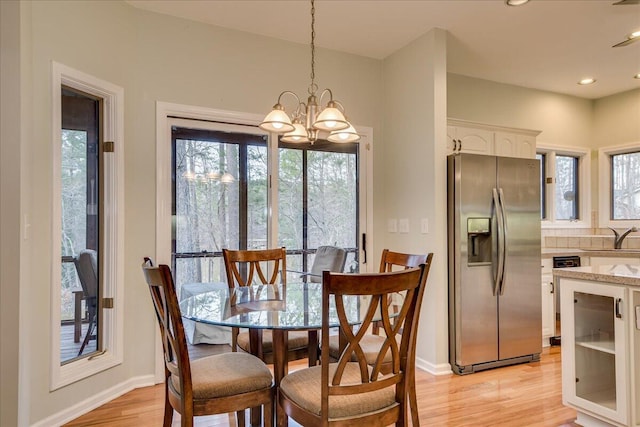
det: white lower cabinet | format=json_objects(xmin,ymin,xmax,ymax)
[{"xmin": 561, "ymin": 278, "xmax": 629, "ymax": 426}]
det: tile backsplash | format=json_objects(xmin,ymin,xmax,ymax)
[{"xmin": 542, "ymin": 228, "xmax": 640, "ymax": 250}]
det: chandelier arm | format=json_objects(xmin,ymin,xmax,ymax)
[
  {"xmin": 317, "ymin": 88, "xmax": 334, "ymax": 105},
  {"xmin": 276, "ymin": 90, "xmax": 302, "ymax": 106}
]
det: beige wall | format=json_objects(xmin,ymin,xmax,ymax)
[
  {"xmin": 382, "ymin": 29, "xmax": 449, "ymax": 372},
  {"xmin": 447, "ymin": 73, "xmax": 594, "ymax": 148},
  {"xmin": 18, "ymin": 1, "xmax": 383, "ymax": 424},
  {"xmin": 593, "ymin": 88, "xmax": 640, "ymax": 147},
  {"xmin": 1, "ymin": 1, "xmax": 25, "ymax": 425}
]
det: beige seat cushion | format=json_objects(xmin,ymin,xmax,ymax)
[
  {"xmin": 279, "ymin": 363, "xmax": 397, "ymax": 419},
  {"xmin": 170, "ymin": 352, "xmax": 272, "ymax": 399},
  {"xmin": 328, "ymin": 334, "xmax": 400, "ymax": 364},
  {"xmin": 237, "ymin": 329, "xmax": 310, "ymax": 353}
]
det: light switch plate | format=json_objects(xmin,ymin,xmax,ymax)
[
  {"xmin": 388, "ymin": 218, "xmax": 398, "ymax": 233},
  {"xmin": 421, "ymin": 218, "xmax": 429, "ymax": 234},
  {"xmin": 636, "ymin": 306, "xmax": 640, "ymax": 330},
  {"xmin": 399, "ymin": 219, "xmax": 409, "ymax": 233}
]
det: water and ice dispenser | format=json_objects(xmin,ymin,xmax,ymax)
[{"xmin": 467, "ymin": 218, "xmax": 491, "ymax": 265}]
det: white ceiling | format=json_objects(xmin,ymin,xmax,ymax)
[{"xmin": 126, "ymin": 0, "xmax": 640, "ymax": 99}]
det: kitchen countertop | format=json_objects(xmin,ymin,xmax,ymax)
[{"xmin": 553, "ymin": 264, "xmax": 640, "ymax": 286}]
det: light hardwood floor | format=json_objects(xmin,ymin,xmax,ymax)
[{"xmin": 64, "ymin": 346, "xmax": 578, "ymax": 427}]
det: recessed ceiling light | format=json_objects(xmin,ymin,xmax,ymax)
[
  {"xmin": 578, "ymin": 78, "xmax": 596, "ymax": 85},
  {"xmin": 505, "ymin": 0, "xmax": 529, "ymax": 5},
  {"xmin": 635, "ymin": 74, "xmax": 640, "ymax": 79}
]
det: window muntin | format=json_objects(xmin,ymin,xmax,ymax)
[
  {"xmin": 555, "ymin": 155, "xmax": 579, "ymax": 220},
  {"xmin": 611, "ymin": 151, "xmax": 640, "ymax": 220}
]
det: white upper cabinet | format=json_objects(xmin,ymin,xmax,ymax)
[
  {"xmin": 448, "ymin": 119, "xmax": 540, "ymax": 159},
  {"xmin": 448, "ymin": 125, "xmax": 494, "ymax": 155}
]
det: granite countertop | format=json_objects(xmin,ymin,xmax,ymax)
[{"xmin": 553, "ymin": 264, "xmax": 640, "ymax": 286}]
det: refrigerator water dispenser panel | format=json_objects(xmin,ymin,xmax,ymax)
[{"xmin": 467, "ymin": 217, "xmax": 491, "ymax": 265}]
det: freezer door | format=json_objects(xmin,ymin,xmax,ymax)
[
  {"xmin": 496, "ymin": 157, "xmax": 542, "ymax": 360},
  {"xmin": 449, "ymin": 154, "xmax": 499, "ymax": 367}
]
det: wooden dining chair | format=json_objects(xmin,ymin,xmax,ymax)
[
  {"xmin": 222, "ymin": 248, "xmax": 310, "ymax": 365},
  {"xmin": 141, "ymin": 258, "xmax": 274, "ymax": 427},
  {"xmin": 278, "ymin": 265, "xmax": 429, "ymax": 426},
  {"xmin": 328, "ymin": 249, "xmax": 433, "ymax": 426}
]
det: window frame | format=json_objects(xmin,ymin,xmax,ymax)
[
  {"xmin": 537, "ymin": 144, "xmax": 591, "ymax": 229},
  {"xmin": 599, "ymin": 142, "xmax": 640, "ymax": 228},
  {"xmin": 50, "ymin": 62, "xmax": 125, "ymax": 390}
]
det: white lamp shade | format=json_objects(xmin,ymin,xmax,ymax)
[
  {"xmin": 220, "ymin": 172, "xmax": 235, "ymax": 184},
  {"xmin": 327, "ymin": 124, "xmax": 360, "ymax": 143},
  {"xmin": 281, "ymin": 122, "xmax": 311, "ymax": 143},
  {"xmin": 259, "ymin": 108, "xmax": 295, "ymax": 133},
  {"xmin": 313, "ymin": 106, "xmax": 349, "ymax": 131}
]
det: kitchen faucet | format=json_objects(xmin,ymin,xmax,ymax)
[{"xmin": 609, "ymin": 226, "xmax": 638, "ymax": 249}]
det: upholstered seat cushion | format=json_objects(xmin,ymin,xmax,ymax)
[
  {"xmin": 279, "ymin": 363, "xmax": 397, "ymax": 419},
  {"xmin": 237, "ymin": 329, "xmax": 309, "ymax": 353},
  {"xmin": 171, "ymin": 352, "xmax": 272, "ymax": 399},
  {"xmin": 328, "ymin": 334, "xmax": 400, "ymax": 364}
]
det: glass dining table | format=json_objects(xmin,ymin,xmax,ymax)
[{"xmin": 179, "ymin": 281, "xmax": 365, "ymax": 426}]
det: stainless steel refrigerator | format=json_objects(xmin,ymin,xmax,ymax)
[{"xmin": 448, "ymin": 153, "xmax": 541, "ymax": 374}]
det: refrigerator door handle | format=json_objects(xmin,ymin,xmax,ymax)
[
  {"xmin": 492, "ymin": 188, "xmax": 505, "ymax": 296},
  {"xmin": 498, "ymin": 188, "xmax": 508, "ymax": 295}
]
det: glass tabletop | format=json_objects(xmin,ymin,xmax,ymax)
[{"xmin": 179, "ymin": 282, "xmax": 365, "ymax": 330}]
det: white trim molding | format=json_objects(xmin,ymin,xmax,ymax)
[
  {"xmin": 32, "ymin": 375, "xmax": 154, "ymax": 427},
  {"xmin": 50, "ymin": 62, "xmax": 125, "ymax": 390}
]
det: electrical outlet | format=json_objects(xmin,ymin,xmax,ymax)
[
  {"xmin": 388, "ymin": 218, "xmax": 398, "ymax": 233},
  {"xmin": 421, "ymin": 218, "xmax": 429, "ymax": 234},
  {"xmin": 399, "ymin": 219, "xmax": 409, "ymax": 233}
]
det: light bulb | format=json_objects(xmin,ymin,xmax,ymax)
[
  {"xmin": 325, "ymin": 120, "xmax": 336, "ymax": 128},
  {"xmin": 273, "ymin": 122, "xmax": 283, "ymax": 129}
]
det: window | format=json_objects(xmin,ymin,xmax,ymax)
[
  {"xmin": 554, "ymin": 155, "xmax": 579, "ymax": 220},
  {"xmin": 60, "ymin": 87, "xmax": 100, "ymax": 362},
  {"xmin": 51, "ymin": 63, "xmax": 124, "ymax": 389},
  {"xmin": 611, "ymin": 151, "xmax": 640, "ymax": 220},
  {"xmin": 278, "ymin": 140, "xmax": 360, "ymax": 274},
  {"xmin": 537, "ymin": 145, "xmax": 590, "ymax": 227},
  {"xmin": 599, "ymin": 144, "xmax": 640, "ymax": 227}
]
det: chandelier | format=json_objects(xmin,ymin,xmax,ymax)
[{"xmin": 259, "ymin": 0, "xmax": 360, "ymax": 144}]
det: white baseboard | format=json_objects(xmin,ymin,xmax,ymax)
[
  {"xmin": 31, "ymin": 375, "xmax": 156, "ymax": 427},
  {"xmin": 415, "ymin": 355, "xmax": 453, "ymax": 376}
]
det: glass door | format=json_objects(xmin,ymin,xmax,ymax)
[
  {"xmin": 60, "ymin": 86, "xmax": 100, "ymax": 363},
  {"xmin": 172, "ymin": 126, "xmax": 268, "ymax": 296},
  {"xmin": 278, "ymin": 139, "xmax": 360, "ymax": 275},
  {"xmin": 562, "ymin": 278, "xmax": 628, "ymax": 425}
]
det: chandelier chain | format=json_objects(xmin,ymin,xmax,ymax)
[{"xmin": 309, "ymin": 0, "xmax": 317, "ymax": 95}]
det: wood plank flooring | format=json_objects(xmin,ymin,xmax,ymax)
[{"xmin": 64, "ymin": 345, "xmax": 578, "ymax": 427}]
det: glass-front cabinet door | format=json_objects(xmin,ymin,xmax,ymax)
[{"xmin": 561, "ymin": 278, "xmax": 628, "ymax": 426}]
